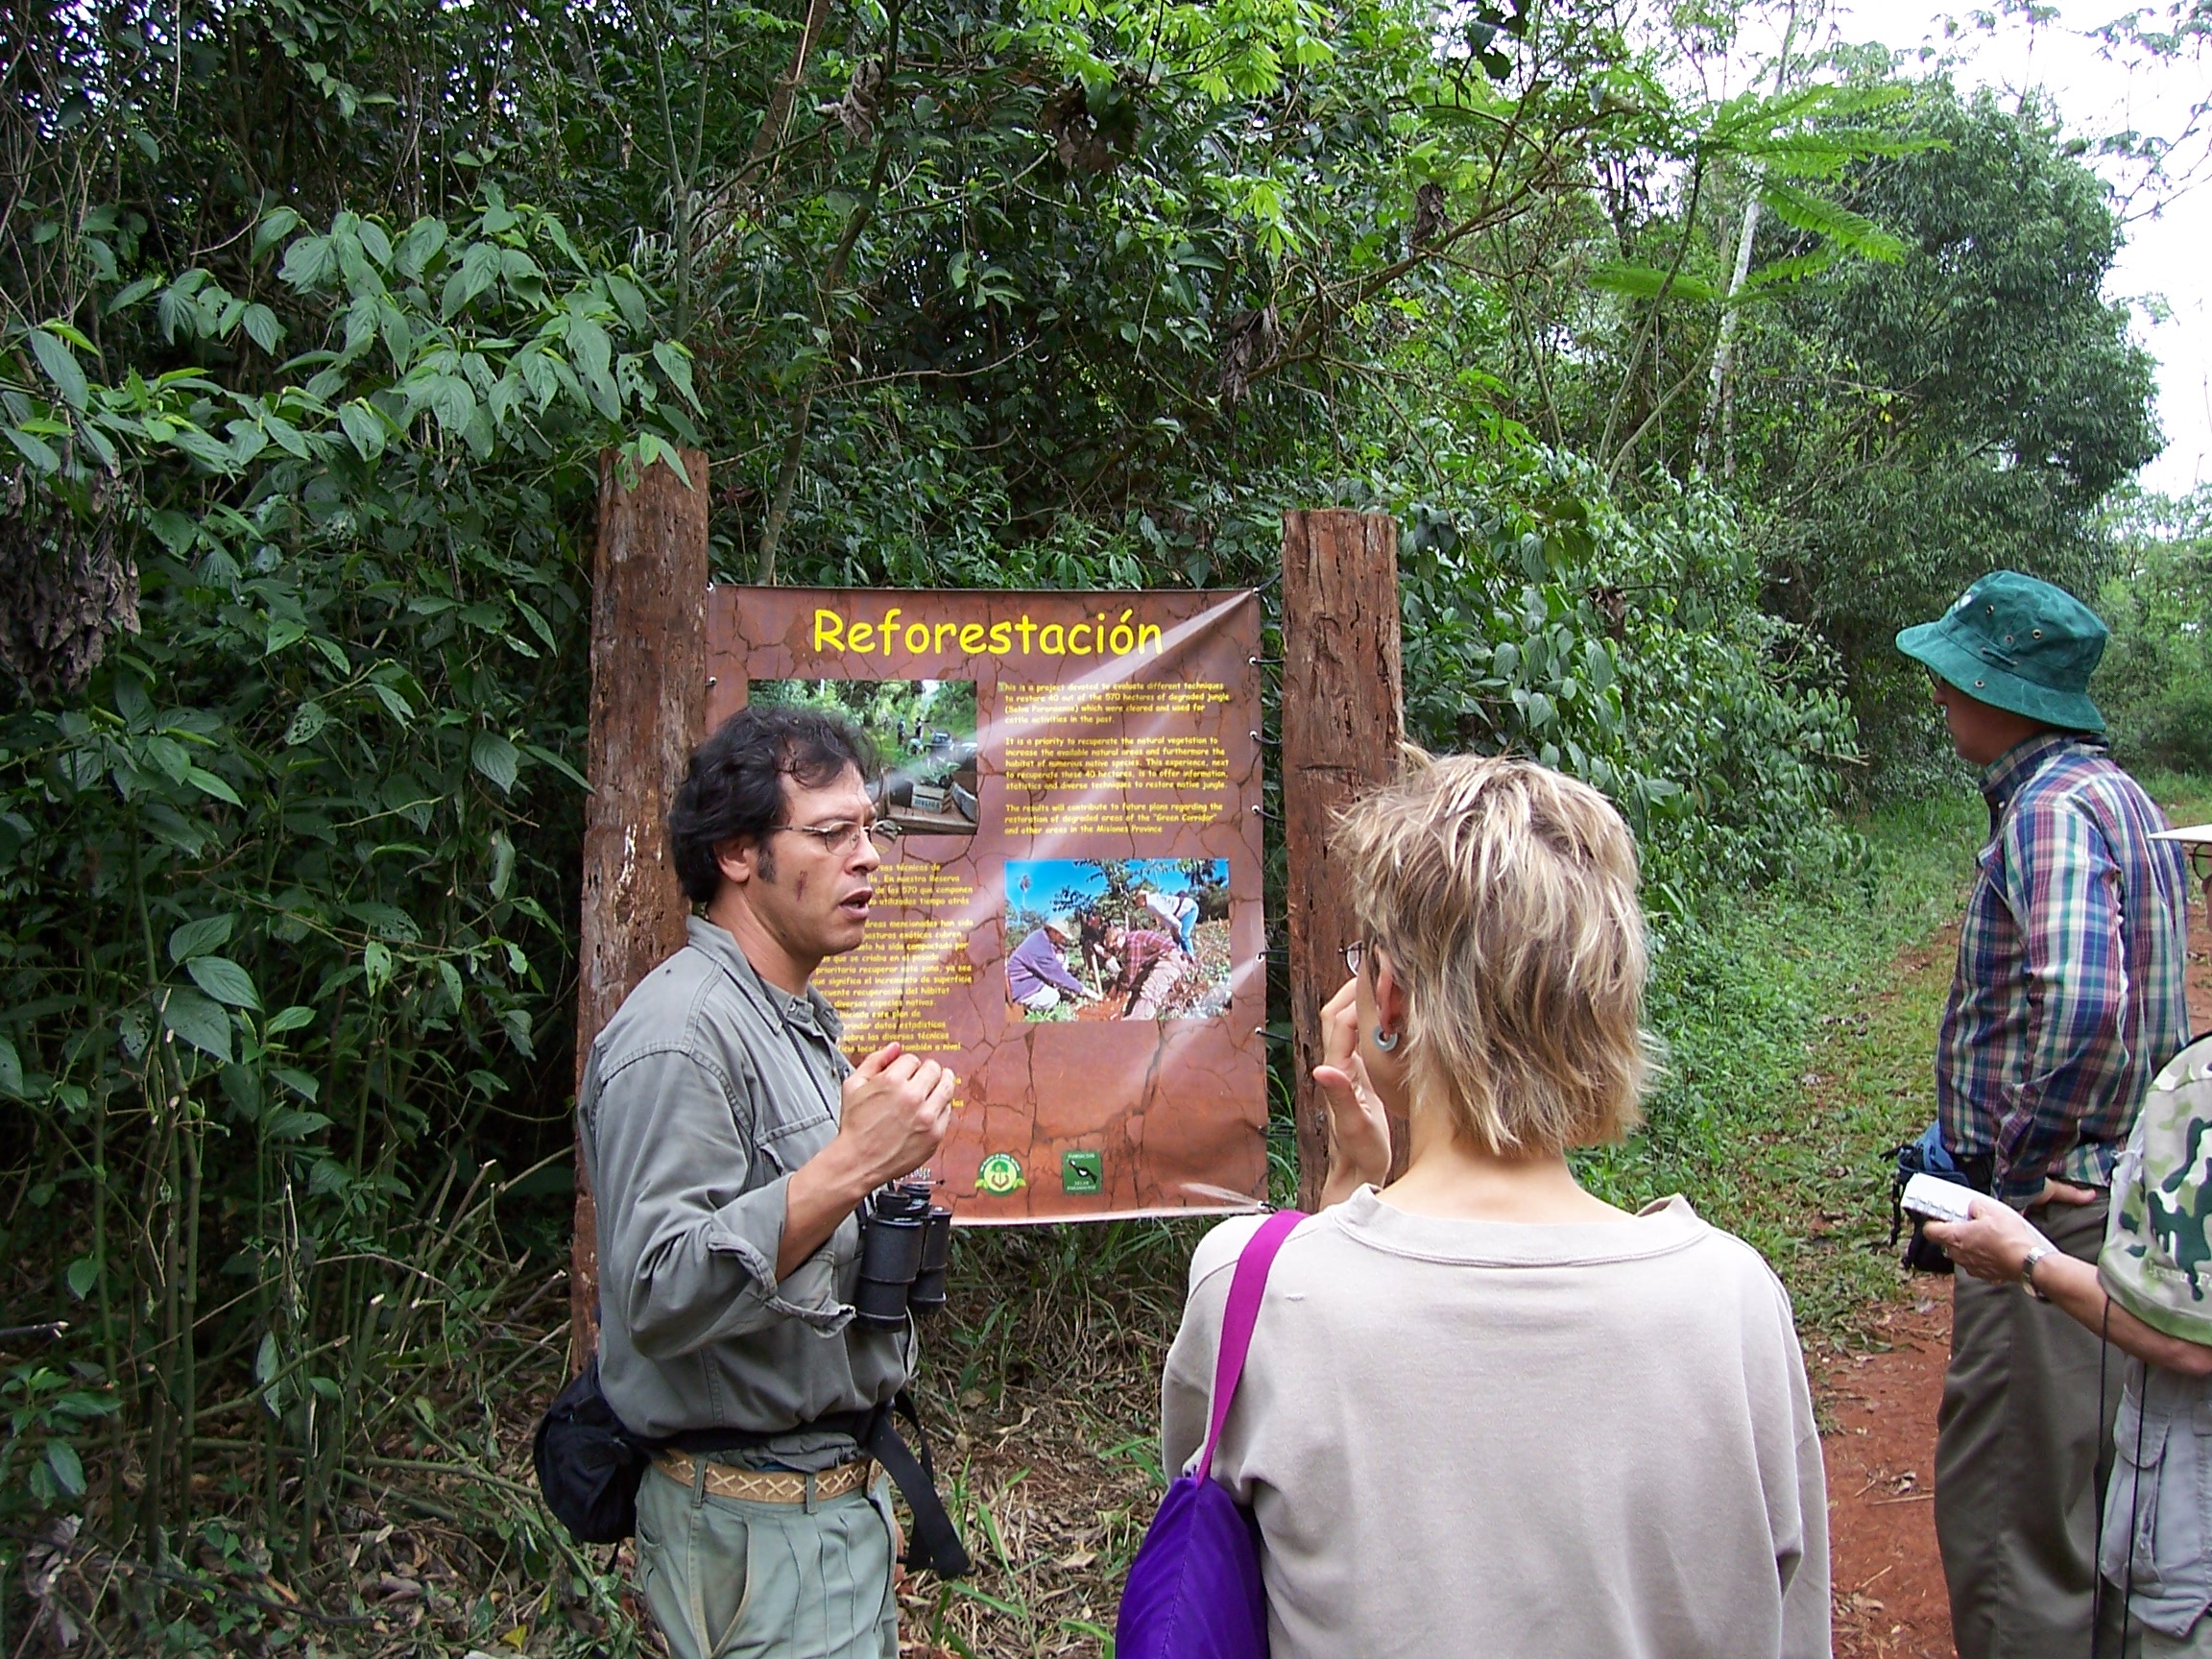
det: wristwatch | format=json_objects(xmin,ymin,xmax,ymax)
[{"xmin": 2019, "ymin": 1241, "xmax": 2059, "ymax": 1302}]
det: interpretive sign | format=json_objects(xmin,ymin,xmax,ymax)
[{"xmin": 706, "ymin": 589, "xmax": 1268, "ymax": 1222}]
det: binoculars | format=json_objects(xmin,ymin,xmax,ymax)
[{"xmin": 854, "ymin": 1176, "xmax": 953, "ymax": 1330}]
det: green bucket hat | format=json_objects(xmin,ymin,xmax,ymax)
[{"xmin": 1894, "ymin": 570, "xmax": 2107, "ymax": 733}]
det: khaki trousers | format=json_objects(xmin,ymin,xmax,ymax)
[
  {"xmin": 633, "ymin": 1459, "xmax": 899, "ymax": 1659},
  {"xmin": 1936, "ymin": 1195, "xmax": 2117, "ymax": 1659}
]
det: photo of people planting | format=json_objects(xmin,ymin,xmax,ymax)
[{"xmin": 1003, "ymin": 859, "xmax": 1233, "ymax": 1021}]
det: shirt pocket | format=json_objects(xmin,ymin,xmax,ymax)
[
  {"xmin": 748, "ymin": 1073, "xmax": 838, "ymax": 1176},
  {"xmin": 2101, "ymin": 1387, "xmax": 2212, "ymax": 1605}
]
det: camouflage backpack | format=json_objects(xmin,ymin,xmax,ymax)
[{"xmin": 2101, "ymin": 1033, "xmax": 2212, "ymax": 1346}]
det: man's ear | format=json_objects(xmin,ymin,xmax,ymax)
[{"xmin": 714, "ymin": 837, "xmax": 757, "ymax": 888}]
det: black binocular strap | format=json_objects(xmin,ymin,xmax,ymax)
[{"xmin": 861, "ymin": 1390, "xmax": 973, "ymax": 1579}]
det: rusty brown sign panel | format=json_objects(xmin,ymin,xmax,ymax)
[{"xmin": 708, "ymin": 587, "xmax": 1268, "ymax": 1222}]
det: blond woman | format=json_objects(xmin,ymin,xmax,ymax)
[{"xmin": 1159, "ymin": 755, "xmax": 1830, "ymax": 1658}]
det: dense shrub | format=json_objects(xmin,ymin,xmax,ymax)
[{"xmin": 1397, "ymin": 452, "xmax": 1863, "ymax": 903}]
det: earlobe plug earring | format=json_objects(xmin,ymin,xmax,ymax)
[{"xmin": 1374, "ymin": 1027, "xmax": 1400, "ymax": 1051}]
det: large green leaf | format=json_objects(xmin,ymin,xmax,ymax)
[
  {"xmin": 186, "ymin": 955, "xmax": 262, "ymax": 1010},
  {"xmin": 28, "ymin": 326, "xmax": 89, "ymax": 409},
  {"xmin": 167, "ymin": 915, "xmax": 236, "ymax": 963},
  {"xmin": 471, "ymin": 731, "xmax": 520, "ymax": 793},
  {"xmin": 1587, "ymin": 263, "xmax": 1719, "ymax": 305},
  {"xmin": 161, "ymin": 986, "xmax": 233, "ymax": 1062},
  {"xmin": 1757, "ymin": 180, "xmax": 1905, "ymax": 263}
]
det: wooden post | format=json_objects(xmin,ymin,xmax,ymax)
[
  {"xmin": 1280, "ymin": 510, "xmax": 1404, "ymax": 1211},
  {"xmin": 570, "ymin": 447, "xmax": 709, "ymax": 1371}
]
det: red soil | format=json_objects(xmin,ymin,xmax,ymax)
[{"xmin": 1824, "ymin": 1295, "xmax": 1955, "ymax": 1657}]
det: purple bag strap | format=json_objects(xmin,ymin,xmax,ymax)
[{"xmin": 1194, "ymin": 1209, "xmax": 1306, "ymax": 1485}]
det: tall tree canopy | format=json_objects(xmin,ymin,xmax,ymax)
[{"xmin": 1739, "ymin": 79, "xmax": 2162, "ymax": 742}]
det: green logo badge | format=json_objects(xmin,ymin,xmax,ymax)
[
  {"xmin": 1061, "ymin": 1150, "xmax": 1103, "ymax": 1194},
  {"xmin": 975, "ymin": 1153, "xmax": 1025, "ymax": 1196}
]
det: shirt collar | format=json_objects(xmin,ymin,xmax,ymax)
[
  {"xmin": 685, "ymin": 915, "xmax": 845, "ymax": 1043},
  {"xmin": 1978, "ymin": 729, "xmax": 2104, "ymax": 813}
]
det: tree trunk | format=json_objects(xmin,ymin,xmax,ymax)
[
  {"xmin": 570, "ymin": 447, "xmax": 709, "ymax": 1371},
  {"xmin": 1702, "ymin": 194, "xmax": 1762, "ymax": 477}
]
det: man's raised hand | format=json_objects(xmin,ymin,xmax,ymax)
[
  {"xmin": 780, "ymin": 1043, "xmax": 956, "ymax": 1276},
  {"xmin": 838, "ymin": 1042, "xmax": 957, "ymax": 1190}
]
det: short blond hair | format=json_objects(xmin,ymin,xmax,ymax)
[{"xmin": 1334, "ymin": 753, "xmax": 1654, "ymax": 1156}]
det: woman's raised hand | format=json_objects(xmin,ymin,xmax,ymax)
[{"xmin": 1312, "ymin": 976, "xmax": 1394, "ymax": 1206}]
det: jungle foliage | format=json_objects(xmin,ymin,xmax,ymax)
[
  {"xmin": 2099, "ymin": 486, "xmax": 2212, "ymax": 776},
  {"xmin": 0, "ymin": 0, "xmax": 2180, "ymax": 1647}
]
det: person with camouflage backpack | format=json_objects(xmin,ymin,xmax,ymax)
[{"xmin": 1931, "ymin": 821, "xmax": 2212, "ymax": 1657}]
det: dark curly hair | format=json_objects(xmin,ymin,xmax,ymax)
[{"xmin": 667, "ymin": 705, "xmax": 876, "ymax": 904}]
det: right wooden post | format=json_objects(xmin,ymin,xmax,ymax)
[{"xmin": 1280, "ymin": 509, "xmax": 1405, "ymax": 1211}]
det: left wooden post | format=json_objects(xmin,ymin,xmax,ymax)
[{"xmin": 570, "ymin": 447, "xmax": 709, "ymax": 1373}]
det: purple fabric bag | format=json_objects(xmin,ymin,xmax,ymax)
[{"xmin": 1116, "ymin": 1209, "xmax": 1305, "ymax": 1659}]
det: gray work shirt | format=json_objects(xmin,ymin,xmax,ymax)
[{"xmin": 579, "ymin": 916, "xmax": 915, "ymax": 1467}]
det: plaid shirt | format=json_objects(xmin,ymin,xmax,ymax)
[
  {"xmin": 1118, "ymin": 929, "xmax": 1182, "ymax": 984},
  {"xmin": 1937, "ymin": 732, "xmax": 2193, "ymax": 1204}
]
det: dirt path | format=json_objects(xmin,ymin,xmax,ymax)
[
  {"xmin": 1820, "ymin": 873, "xmax": 2212, "ymax": 1658},
  {"xmin": 1825, "ymin": 1295, "xmax": 1955, "ymax": 1657}
]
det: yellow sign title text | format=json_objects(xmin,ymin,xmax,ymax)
[{"xmin": 811, "ymin": 607, "xmax": 1163, "ymax": 661}]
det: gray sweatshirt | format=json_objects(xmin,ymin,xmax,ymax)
[{"xmin": 1162, "ymin": 1190, "xmax": 1830, "ymax": 1659}]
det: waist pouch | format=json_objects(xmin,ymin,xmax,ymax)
[
  {"xmin": 533, "ymin": 1358, "xmax": 971, "ymax": 1576},
  {"xmin": 1888, "ymin": 1122, "xmax": 1992, "ymax": 1274}
]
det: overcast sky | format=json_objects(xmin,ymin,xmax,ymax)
[{"xmin": 1719, "ymin": 1, "xmax": 2209, "ymax": 498}]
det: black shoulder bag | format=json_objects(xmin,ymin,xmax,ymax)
[
  {"xmin": 532, "ymin": 1360, "xmax": 971, "ymax": 1576},
  {"xmin": 531, "ymin": 1358, "xmax": 652, "ymax": 1546}
]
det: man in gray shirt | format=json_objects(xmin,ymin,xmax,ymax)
[{"xmin": 578, "ymin": 705, "xmax": 956, "ymax": 1659}]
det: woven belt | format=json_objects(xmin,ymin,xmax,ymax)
[{"xmin": 652, "ymin": 1453, "xmax": 875, "ymax": 1504}]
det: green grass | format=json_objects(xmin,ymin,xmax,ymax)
[
  {"xmin": 1577, "ymin": 789, "xmax": 1986, "ymax": 1341},
  {"xmin": 2141, "ymin": 770, "xmax": 2212, "ymax": 828}
]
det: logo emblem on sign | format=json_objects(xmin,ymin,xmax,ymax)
[{"xmin": 975, "ymin": 1153, "xmax": 1025, "ymax": 1195}]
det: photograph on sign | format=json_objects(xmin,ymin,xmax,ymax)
[
  {"xmin": 751, "ymin": 677, "xmax": 980, "ymax": 836},
  {"xmin": 707, "ymin": 589, "xmax": 1267, "ymax": 1221},
  {"xmin": 1004, "ymin": 858, "xmax": 1233, "ymax": 1022}
]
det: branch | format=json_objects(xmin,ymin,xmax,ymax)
[
  {"xmin": 1606, "ymin": 357, "xmax": 1708, "ymax": 489},
  {"xmin": 756, "ymin": 1, "xmax": 902, "ymax": 586},
  {"xmin": 745, "ymin": 0, "xmax": 835, "ymax": 183},
  {"xmin": 1599, "ymin": 151, "xmax": 1706, "ymax": 463}
]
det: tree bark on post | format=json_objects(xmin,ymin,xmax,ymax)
[
  {"xmin": 1280, "ymin": 509, "xmax": 1404, "ymax": 1211},
  {"xmin": 570, "ymin": 447, "xmax": 709, "ymax": 1372}
]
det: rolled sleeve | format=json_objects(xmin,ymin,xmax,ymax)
[
  {"xmin": 593, "ymin": 1046, "xmax": 853, "ymax": 1356},
  {"xmin": 1991, "ymin": 807, "xmax": 2128, "ymax": 1203}
]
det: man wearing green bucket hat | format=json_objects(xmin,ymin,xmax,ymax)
[{"xmin": 1895, "ymin": 570, "xmax": 2196, "ymax": 1659}]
